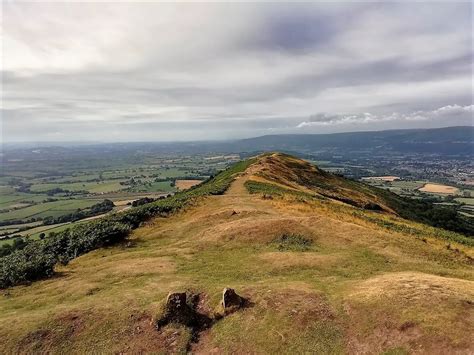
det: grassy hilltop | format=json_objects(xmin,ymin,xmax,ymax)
[{"xmin": 0, "ymin": 153, "xmax": 473, "ymax": 353}]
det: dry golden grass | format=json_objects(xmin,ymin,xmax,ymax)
[
  {"xmin": 419, "ymin": 183, "xmax": 460, "ymax": 194},
  {"xmin": 259, "ymin": 252, "xmax": 342, "ymax": 268},
  {"xmin": 345, "ymin": 272, "xmax": 474, "ymax": 354},
  {"xmin": 175, "ymin": 179, "xmax": 202, "ymax": 190}
]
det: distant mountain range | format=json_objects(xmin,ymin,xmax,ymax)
[
  {"xmin": 229, "ymin": 126, "xmax": 474, "ymax": 155},
  {"xmin": 3, "ymin": 126, "xmax": 473, "ymax": 157}
]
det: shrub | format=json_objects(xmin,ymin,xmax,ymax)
[{"xmin": 0, "ymin": 245, "xmax": 56, "ymax": 288}]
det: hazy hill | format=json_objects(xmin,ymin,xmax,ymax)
[
  {"xmin": 231, "ymin": 126, "xmax": 474, "ymax": 155},
  {"xmin": 0, "ymin": 153, "xmax": 473, "ymax": 353},
  {"xmin": 3, "ymin": 126, "xmax": 472, "ymax": 157}
]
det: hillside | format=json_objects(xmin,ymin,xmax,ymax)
[
  {"xmin": 231, "ymin": 126, "xmax": 474, "ymax": 155},
  {"xmin": 1, "ymin": 153, "xmax": 473, "ymax": 353}
]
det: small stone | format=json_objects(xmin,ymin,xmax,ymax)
[{"xmin": 221, "ymin": 288, "xmax": 244, "ymax": 312}]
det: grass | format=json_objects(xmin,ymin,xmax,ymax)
[
  {"xmin": 270, "ymin": 233, "xmax": 313, "ymax": 252},
  {"xmin": 246, "ymin": 177, "xmax": 473, "ymax": 246},
  {"xmin": 0, "ymin": 154, "xmax": 472, "ymax": 353},
  {"xmin": 128, "ymin": 181, "xmax": 175, "ymax": 193},
  {"xmin": 0, "ymin": 193, "xmax": 60, "ymax": 209},
  {"xmin": 456, "ymin": 197, "xmax": 474, "ymax": 205},
  {"xmin": 30, "ymin": 180, "xmax": 127, "ymax": 193}
]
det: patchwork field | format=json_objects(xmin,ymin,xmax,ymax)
[{"xmin": 0, "ymin": 152, "xmax": 239, "ymax": 242}]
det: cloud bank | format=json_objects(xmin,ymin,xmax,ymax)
[
  {"xmin": 2, "ymin": 2, "xmax": 472, "ymax": 142},
  {"xmin": 297, "ymin": 105, "xmax": 474, "ymax": 128}
]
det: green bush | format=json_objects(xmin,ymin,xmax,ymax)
[{"xmin": 0, "ymin": 245, "xmax": 56, "ymax": 288}]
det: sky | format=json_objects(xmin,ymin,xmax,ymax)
[{"xmin": 2, "ymin": 1, "xmax": 473, "ymax": 142}]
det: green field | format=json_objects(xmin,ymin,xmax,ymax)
[
  {"xmin": 0, "ymin": 199, "xmax": 99, "ymax": 221},
  {"xmin": 456, "ymin": 197, "xmax": 474, "ymax": 205},
  {"xmin": 129, "ymin": 181, "xmax": 176, "ymax": 193},
  {"xmin": 29, "ymin": 180, "xmax": 127, "ymax": 193}
]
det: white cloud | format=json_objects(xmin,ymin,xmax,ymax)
[{"xmin": 296, "ymin": 105, "xmax": 473, "ymax": 128}]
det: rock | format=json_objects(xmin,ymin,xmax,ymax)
[
  {"xmin": 156, "ymin": 292, "xmax": 198, "ymax": 329},
  {"xmin": 166, "ymin": 292, "xmax": 187, "ymax": 312},
  {"xmin": 221, "ymin": 288, "xmax": 244, "ymax": 312}
]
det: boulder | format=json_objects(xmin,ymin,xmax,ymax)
[{"xmin": 156, "ymin": 292, "xmax": 198, "ymax": 329}]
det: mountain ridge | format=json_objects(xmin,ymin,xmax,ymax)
[{"xmin": 0, "ymin": 153, "xmax": 473, "ymax": 353}]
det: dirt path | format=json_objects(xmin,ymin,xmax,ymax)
[
  {"xmin": 225, "ymin": 174, "xmax": 249, "ymax": 196},
  {"xmin": 225, "ymin": 161, "xmax": 262, "ymax": 196}
]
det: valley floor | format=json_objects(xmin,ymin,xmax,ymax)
[{"xmin": 1, "ymin": 168, "xmax": 473, "ymax": 354}]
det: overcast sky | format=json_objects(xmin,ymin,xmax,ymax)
[{"xmin": 2, "ymin": 1, "xmax": 473, "ymax": 142}]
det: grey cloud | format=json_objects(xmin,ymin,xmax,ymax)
[{"xmin": 2, "ymin": 2, "xmax": 472, "ymax": 142}]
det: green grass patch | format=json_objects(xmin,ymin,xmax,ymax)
[{"xmin": 270, "ymin": 233, "xmax": 313, "ymax": 252}]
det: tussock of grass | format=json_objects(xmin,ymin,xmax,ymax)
[{"xmin": 270, "ymin": 233, "xmax": 313, "ymax": 252}]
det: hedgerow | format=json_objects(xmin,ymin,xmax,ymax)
[{"xmin": 0, "ymin": 158, "xmax": 255, "ymax": 289}]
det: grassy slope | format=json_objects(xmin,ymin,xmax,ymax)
[
  {"xmin": 249, "ymin": 153, "xmax": 474, "ymax": 241},
  {"xmin": 0, "ymin": 154, "xmax": 473, "ymax": 354}
]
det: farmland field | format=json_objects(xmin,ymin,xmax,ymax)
[
  {"xmin": 0, "ymin": 148, "xmax": 241, "ymax": 245},
  {"xmin": 456, "ymin": 198, "xmax": 474, "ymax": 205},
  {"xmin": 419, "ymin": 183, "xmax": 460, "ymax": 194},
  {"xmin": 362, "ymin": 177, "xmax": 474, "ymax": 221},
  {"xmin": 29, "ymin": 180, "xmax": 127, "ymax": 193},
  {"xmin": 0, "ymin": 199, "xmax": 99, "ymax": 221},
  {"xmin": 361, "ymin": 176, "xmax": 400, "ymax": 182}
]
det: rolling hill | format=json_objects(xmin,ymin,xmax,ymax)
[
  {"xmin": 0, "ymin": 153, "xmax": 473, "ymax": 353},
  {"xmin": 230, "ymin": 126, "xmax": 474, "ymax": 155}
]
